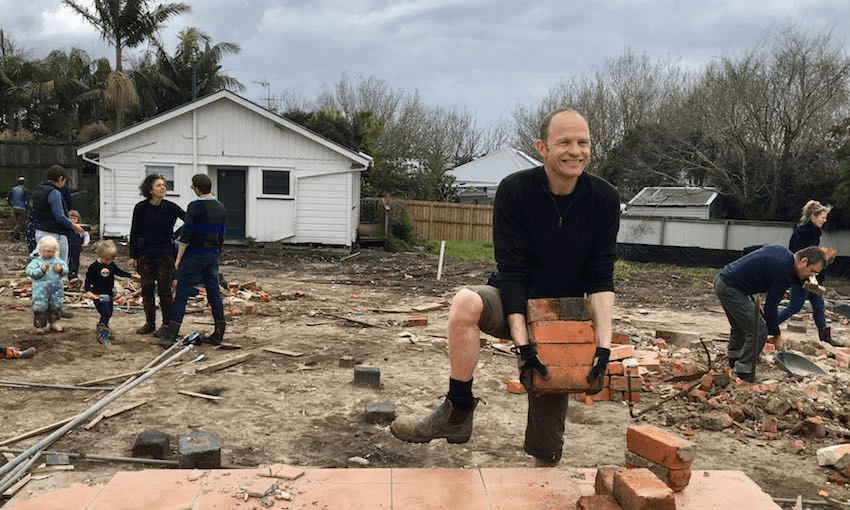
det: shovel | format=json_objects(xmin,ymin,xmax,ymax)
[{"xmin": 775, "ymin": 348, "xmax": 828, "ymax": 376}]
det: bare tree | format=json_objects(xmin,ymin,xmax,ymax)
[{"xmin": 513, "ymin": 48, "xmax": 689, "ymax": 172}]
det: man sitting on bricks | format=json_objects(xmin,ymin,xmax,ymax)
[
  {"xmin": 390, "ymin": 108, "xmax": 620, "ymax": 466},
  {"xmin": 714, "ymin": 244, "xmax": 826, "ymax": 383}
]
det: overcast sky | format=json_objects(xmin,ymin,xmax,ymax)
[{"xmin": 2, "ymin": 0, "xmax": 849, "ymax": 130}]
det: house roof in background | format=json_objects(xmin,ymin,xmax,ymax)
[
  {"xmin": 450, "ymin": 148, "xmax": 541, "ymax": 187},
  {"xmin": 76, "ymin": 90, "xmax": 372, "ymax": 168},
  {"xmin": 627, "ymin": 187, "xmax": 720, "ymax": 207}
]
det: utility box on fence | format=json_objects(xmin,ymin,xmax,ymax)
[{"xmin": 526, "ymin": 297, "xmax": 595, "ymax": 394}]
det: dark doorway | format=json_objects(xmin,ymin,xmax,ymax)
[{"xmin": 216, "ymin": 169, "xmax": 246, "ymax": 238}]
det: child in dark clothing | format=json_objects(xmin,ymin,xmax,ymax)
[{"xmin": 84, "ymin": 240, "xmax": 132, "ymax": 345}]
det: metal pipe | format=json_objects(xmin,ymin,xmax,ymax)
[
  {"xmin": 0, "ymin": 448, "xmax": 178, "ymax": 467},
  {"xmin": 0, "ymin": 451, "xmax": 41, "ymax": 495},
  {"xmin": 0, "ymin": 345, "xmax": 193, "ymax": 481}
]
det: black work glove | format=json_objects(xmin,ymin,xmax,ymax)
[
  {"xmin": 516, "ymin": 344, "xmax": 550, "ymax": 394},
  {"xmin": 586, "ymin": 347, "xmax": 611, "ymax": 395}
]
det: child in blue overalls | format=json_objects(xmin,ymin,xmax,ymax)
[
  {"xmin": 83, "ymin": 240, "xmax": 132, "ymax": 345},
  {"xmin": 26, "ymin": 236, "xmax": 68, "ymax": 334}
]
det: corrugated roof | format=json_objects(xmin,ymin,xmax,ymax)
[
  {"xmin": 450, "ymin": 148, "xmax": 541, "ymax": 187},
  {"xmin": 627, "ymin": 187, "xmax": 719, "ymax": 207}
]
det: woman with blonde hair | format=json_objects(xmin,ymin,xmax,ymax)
[{"xmin": 777, "ymin": 200, "xmax": 836, "ymax": 345}]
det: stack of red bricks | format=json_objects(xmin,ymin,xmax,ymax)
[
  {"xmin": 576, "ymin": 425, "xmax": 695, "ymax": 509},
  {"xmin": 505, "ymin": 297, "xmax": 643, "ymax": 401}
]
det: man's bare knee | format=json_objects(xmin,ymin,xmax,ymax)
[{"xmin": 449, "ymin": 288, "xmax": 483, "ymax": 324}]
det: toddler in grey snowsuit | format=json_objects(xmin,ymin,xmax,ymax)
[{"xmin": 26, "ymin": 236, "xmax": 68, "ymax": 333}]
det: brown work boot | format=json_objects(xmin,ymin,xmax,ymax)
[{"xmin": 391, "ymin": 398, "xmax": 478, "ymax": 444}]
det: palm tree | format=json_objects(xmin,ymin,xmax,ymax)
[
  {"xmin": 138, "ymin": 27, "xmax": 243, "ymax": 113},
  {"xmin": 63, "ymin": 0, "xmax": 191, "ymax": 128}
]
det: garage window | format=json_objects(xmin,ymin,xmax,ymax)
[{"xmin": 261, "ymin": 169, "xmax": 292, "ymax": 197}]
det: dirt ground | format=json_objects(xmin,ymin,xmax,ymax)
[{"xmin": 2, "ymin": 236, "xmax": 850, "ymax": 508}]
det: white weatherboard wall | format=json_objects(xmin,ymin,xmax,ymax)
[{"xmin": 619, "ymin": 215, "xmax": 850, "ymax": 254}]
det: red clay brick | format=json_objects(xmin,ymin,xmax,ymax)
[
  {"xmin": 532, "ymin": 364, "xmax": 593, "ymax": 394},
  {"xmin": 403, "ymin": 316, "xmax": 428, "ymax": 327},
  {"xmin": 670, "ymin": 358, "xmax": 700, "ymax": 377},
  {"xmin": 624, "ymin": 451, "xmax": 691, "ymax": 492},
  {"xmin": 612, "ymin": 468, "xmax": 675, "ymax": 510},
  {"xmin": 698, "ymin": 373, "xmax": 713, "ymax": 391},
  {"xmin": 612, "ymin": 332, "xmax": 630, "ymax": 344},
  {"xmin": 627, "ymin": 426, "xmax": 695, "ymax": 470},
  {"xmin": 609, "ymin": 345, "xmax": 635, "ymax": 361},
  {"xmin": 505, "ymin": 379, "xmax": 525, "ymax": 394},
  {"xmin": 529, "ymin": 320, "xmax": 594, "ymax": 344},
  {"xmin": 608, "ymin": 375, "xmax": 643, "ymax": 392},
  {"xmin": 526, "ymin": 297, "xmax": 592, "ymax": 322},
  {"xmin": 536, "ymin": 343, "xmax": 597, "ymax": 367},
  {"xmin": 576, "ymin": 494, "xmax": 622, "ymax": 510},
  {"xmin": 594, "ymin": 467, "xmax": 620, "ymax": 496},
  {"xmin": 607, "ymin": 361, "xmax": 624, "ymax": 375}
]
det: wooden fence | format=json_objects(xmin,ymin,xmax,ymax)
[{"xmin": 403, "ymin": 200, "xmax": 493, "ymax": 242}]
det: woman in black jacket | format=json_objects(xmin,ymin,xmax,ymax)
[
  {"xmin": 128, "ymin": 174, "xmax": 185, "ymax": 336},
  {"xmin": 777, "ymin": 200, "xmax": 835, "ymax": 345}
]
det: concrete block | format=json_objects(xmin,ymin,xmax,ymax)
[
  {"xmin": 132, "ymin": 430, "xmax": 172, "ymax": 460},
  {"xmin": 44, "ymin": 453, "xmax": 70, "ymax": 466},
  {"xmin": 364, "ymin": 402, "xmax": 396, "ymax": 423},
  {"xmin": 177, "ymin": 430, "xmax": 221, "ymax": 468},
  {"xmin": 354, "ymin": 366, "xmax": 381, "ymax": 387},
  {"xmin": 612, "ymin": 468, "xmax": 675, "ymax": 510},
  {"xmin": 626, "ymin": 425, "xmax": 695, "ymax": 470}
]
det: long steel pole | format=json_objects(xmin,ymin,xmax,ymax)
[{"xmin": 0, "ymin": 344, "xmax": 192, "ymax": 483}]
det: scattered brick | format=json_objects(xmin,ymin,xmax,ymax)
[
  {"xmin": 594, "ymin": 467, "xmax": 620, "ymax": 496},
  {"xmin": 505, "ymin": 379, "xmax": 525, "ymax": 394},
  {"xmin": 624, "ymin": 450, "xmax": 691, "ymax": 492},
  {"xmin": 792, "ymin": 416, "xmax": 826, "ymax": 438},
  {"xmin": 576, "ymin": 495, "xmax": 622, "ymax": 510},
  {"xmin": 403, "ymin": 316, "xmax": 428, "ymax": 327},
  {"xmin": 609, "ymin": 345, "xmax": 635, "ymax": 361},
  {"xmin": 817, "ymin": 444, "xmax": 850, "ymax": 466},
  {"xmin": 612, "ymin": 468, "xmax": 675, "ymax": 510},
  {"xmin": 626, "ymin": 426, "xmax": 695, "ymax": 471}
]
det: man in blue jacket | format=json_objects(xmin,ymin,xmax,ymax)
[
  {"xmin": 6, "ymin": 176, "xmax": 28, "ymax": 241},
  {"xmin": 391, "ymin": 108, "xmax": 620, "ymax": 467},
  {"xmin": 714, "ymin": 244, "xmax": 826, "ymax": 382}
]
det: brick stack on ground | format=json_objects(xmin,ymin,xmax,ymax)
[{"xmin": 625, "ymin": 425, "xmax": 695, "ymax": 492}]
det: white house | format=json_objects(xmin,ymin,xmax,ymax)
[
  {"xmin": 76, "ymin": 91, "xmax": 372, "ymax": 248},
  {"xmin": 449, "ymin": 148, "xmax": 541, "ymax": 204}
]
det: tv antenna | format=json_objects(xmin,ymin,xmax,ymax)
[{"xmin": 253, "ymin": 80, "xmax": 271, "ymax": 109}]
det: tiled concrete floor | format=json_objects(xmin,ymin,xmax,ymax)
[{"xmin": 3, "ymin": 466, "xmax": 781, "ymax": 509}]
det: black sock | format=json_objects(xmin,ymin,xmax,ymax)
[{"xmin": 448, "ymin": 378, "xmax": 474, "ymax": 410}]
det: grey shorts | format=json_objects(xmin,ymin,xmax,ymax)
[{"xmin": 467, "ymin": 285, "xmax": 570, "ymax": 462}]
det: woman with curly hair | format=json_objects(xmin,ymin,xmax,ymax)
[{"xmin": 128, "ymin": 174, "xmax": 185, "ymax": 336}]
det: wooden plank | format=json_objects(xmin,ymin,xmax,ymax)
[
  {"xmin": 2, "ymin": 473, "xmax": 31, "ymax": 497},
  {"xmin": 195, "ymin": 353, "xmax": 255, "ymax": 374},
  {"xmin": 178, "ymin": 390, "xmax": 223, "ymax": 401},
  {"xmin": 84, "ymin": 400, "xmax": 148, "ymax": 430},
  {"xmin": 262, "ymin": 347, "xmax": 304, "ymax": 357},
  {"xmin": 77, "ymin": 368, "xmax": 149, "ymax": 386},
  {"xmin": 0, "ymin": 415, "xmax": 79, "ymax": 447}
]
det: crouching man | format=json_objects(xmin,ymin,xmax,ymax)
[
  {"xmin": 390, "ymin": 108, "xmax": 620, "ymax": 466},
  {"xmin": 714, "ymin": 244, "xmax": 826, "ymax": 382}
]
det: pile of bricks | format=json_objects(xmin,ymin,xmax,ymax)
[
  {"xmin": 577, "ymin": 425, "xmax": 696, "ymax": 510},
  {"xmin": 0, "ymin": 276, "xmax": 270, "ymax": 319}
]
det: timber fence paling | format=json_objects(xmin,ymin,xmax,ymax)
[{"xmin": 403, "ymin": 200, "xmax": 493, "ymax": 243}]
